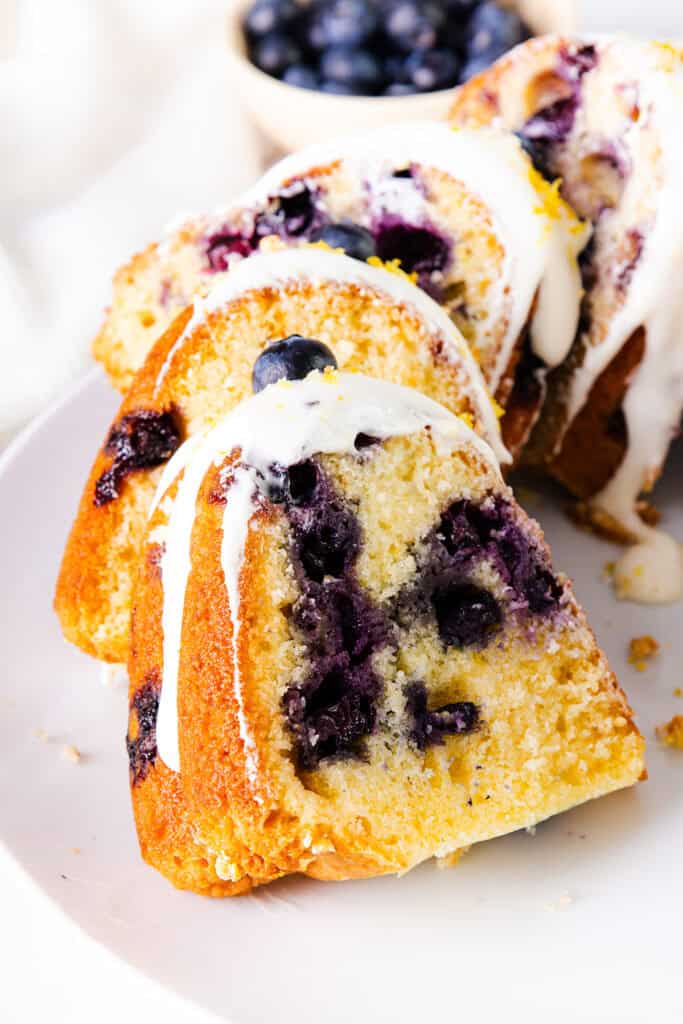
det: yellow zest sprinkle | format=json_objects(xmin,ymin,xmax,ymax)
[
  {"xmin": 458, "ymin": 411, "xmax": 474, "ymax": 429},
  {"xmin": 653, "ymin": 41, "xmax": 683, "ymax": 72},
  {"xmin": 366, "ymin": 255, "xmax": 418, "ymax": 285},
  {"xmin": 602, "ymin": 560, "xmax": 615, "ymax": 579},
  {"xmin": 307, "ymin": 239, "xmax": 345, "ymax": 255},
  {"xmin": 490, "ymin": 396, "xmax": 505, "ymax": 420},
  {"xmin": 322, "ymin": 365, "xmax": 338, "ymax": 382},
  {"xmin": 674, "ymin": 688, "xmax": 683, "ymax": 698},
  {"xmin": 527, "ymin": 166, "xmax": 585, "ymax": 235}
]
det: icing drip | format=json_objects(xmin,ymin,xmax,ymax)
[
  {"xmin": 614, "ymin": 530, "xmax": 683, "ymax": 605},
  {"xmin": 153, "ymin": 372, "xmax": 500, "ymax": 776},
  {"xmin": 153, "ymin": 246, "xmax": 508, "ymax": 464},
  {"xmin": 551, "ymin": 40, "xmax": 683, "ymax": 586}
]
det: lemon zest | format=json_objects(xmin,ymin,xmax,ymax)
[{"xmin": 366, "ymin": 255, "xmax": 418, "ymax": 285}]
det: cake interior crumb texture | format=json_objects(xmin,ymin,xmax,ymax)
[{"xmin": 128, "ymin": 430, "xmax": 644, "ymax": 893}]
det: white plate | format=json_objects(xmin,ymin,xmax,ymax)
[{"xmin": 1, "ymin": 370, "xmax": 682, "ymax": 1024}]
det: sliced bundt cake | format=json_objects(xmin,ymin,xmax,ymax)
[
  {"xmin": 93, "ymin": 121, "xmax": 588, "ymax": 452},
  {"xmin": 127, "ymin": 364, "xmax": 644, "ymax": 894},
  {"xmin": 55, "ymin": 247, "xmax": 505, "ymax": 664},
  {"xmin": 449, "ymin": 36, "xmax": 683, "ymax": 552}
]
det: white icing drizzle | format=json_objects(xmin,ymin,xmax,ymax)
[
  {"xmin": 234, "ymin": 122, "xmax": 589, "ymax": 390},
  {"xmin": 555, "ymin": 40, "xmax": 683, "ymax": 599},
  {"xmin": 154, "ymin": 371, "xmax": 500, "ymax": 776},
  {"xmin": 614, "ymin": 530, "xmax": 683, "ymax": 604},
  {"xmin": 153, "ymin": 246, "xmax": 508, "ymax": 464}
]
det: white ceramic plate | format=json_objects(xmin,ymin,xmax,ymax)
[{"xmin": 1, "ymin": 370, "xmax": 682, "ymax": 1024}]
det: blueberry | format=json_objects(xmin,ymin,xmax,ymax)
[
  {"xmin": 283, "ymin": 63, "xmax": 319, "ymax": 89},
  {"xmin": 319, "ymin": 79, "xmax": 362, "ymax": 94},
  {"xmin": 250, "ymin": 31, "xmax": 302, "ymax": 76},
  {"xmin": 384, "ymin": 82, "xmax": 419, "ymax": 95},
  {"xmin": 432, "ymin": 582, "xmax": 502, "ymax": 648},
  {"xmin": 205, "ymin": 231, "xmax": 254, "ymax": 272},
  {"xmin": 126, "ymin": 675, "xmax": 161, "ymax": 786},
  {"xmin": 374, "ymin": 221, "xmax": 450, "ymax": 277},
  {"xmin": 310, "ymin": 222, "xmax": 376, "ymax": 260},
  {"xmin": 94, "ymin": 410, "xmax": 181, "ymax": 506},
  {"xmin": 384, "ymin": 0, "xmax": 444, "ymax": 53},
  {"xmin": 252, "ymin": 335, "xmax": 338, "ymax": 392},
  {"xmin": 405, "ymin": 681, "xmax": 479, "ymax": 750},
  {"xmin": 465, "ymin": 2, "xmax": 528, "ymax": 60},
  {"xmin": 243, "ymin": 0, "xmax": 298, "ymax": 39},
  {"xmin": 459, "ymin": 52, "xmax": 497, "ymax": 82},
  {"xmin": 320, "ymin": 45, "xmax": 384, "ymax": 92},
  {"xmin": 403, "ymin": 48, "xmax": 460, "ymax": 92},
  {"xmin": 309, "ymin": 0, "xmax": 378, "ymax": 49}
]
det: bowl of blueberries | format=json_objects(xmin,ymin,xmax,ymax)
[{"xmin": 227, "ymin": 0, "xmax": 576, "ymax": 151}]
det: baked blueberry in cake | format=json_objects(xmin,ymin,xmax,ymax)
[
  {"xmin": 126, "ymin": 364, "xmax": 644, "ymax": 894},
  {"xmin": 449, "ymin": 36, "xmax": 683, "ymax": 594},
  {"xmin": 56, "ymin": 246, "xmax": 506, "ymax": 664},
  {"xmin": 92, "ymin": 119, "xmax": 588, "ymax": 455}
]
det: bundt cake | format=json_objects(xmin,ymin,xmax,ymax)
[
  {"xmin": 92, "ymin": 121, "xmax": 588, "ymax": 453},
  {"xmin": 449, "ymin": 36, "xmax": 683, "ymax": 567},
  {"xmin": 127, "ymin": 364, "xmax": 644, "ymax": 894},
  {"xmin": 55, "ymin": 246, "xmax": 506, "ymax": 665}
]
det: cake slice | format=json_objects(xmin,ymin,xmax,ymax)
[
  {"xmin": 449, "ymin": 36, "xmax": 683, "ymax": 550},
  {"xmin": 127, "ymin": 363, "xmax": 644, "ymax": 894},
  {"xmin": 55, "ymin": 247, "xmax": 506, "ymax": 664},
  {"xmin": 92, "ymin": 120, "xmax": 588, "ymax": 448}
]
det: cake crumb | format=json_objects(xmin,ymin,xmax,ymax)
[
  {"xmin": 33, "ymin": 728, "xmax": 49, "ymax": 743},
  {"xmin": 62, "ymin": 744, "xmax": 82, "ymax": 763},
  {"xmin": 628, "ymin": 635, "xmax": 659, "ymax": 671},
  {"xmin": 601, "ymin": 561, "xmax": 615, "ymax": 581},
  {"xmin": 656, "ymin": 715, "xmax": 683, "ymax": 749},
  {"xmin": 545, "ymin": 890, "xmax": 573, "ymax": 912},
  {"xmin": 71, "ymin": 847, "xmax": 82, "ymax": 855},
  {"xmin": 526, "ymin": 825, "xmax": 537, "ymax": 836}
]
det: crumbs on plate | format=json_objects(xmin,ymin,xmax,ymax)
[
  {"xmin": 628, "ymin": 635, "xmax": 660, "ymax": 671},
  {"xmin": 656, "ymin": 716, "xmax": 683, "ymax": 750}
]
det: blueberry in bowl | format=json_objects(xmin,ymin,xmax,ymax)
[
  {"xmin": 226, "ymin": 0, "xmax": 573, "ymax": 150},
  {"xmin": 241, "ymin": 0, "xmax": 533, "ymax": 97}
]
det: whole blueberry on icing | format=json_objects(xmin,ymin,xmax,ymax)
[
  {"xmin": 310, "ymin": 222, "xmax": 376, "ymax": 261},
  {"xmin": 432, "ymin": 582, "xmax": 502, "ymax": 648},
  {"xmin": 252, "ymin": 335, "xmax": 338, "ymax": 393}
]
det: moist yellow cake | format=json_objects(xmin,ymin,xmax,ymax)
[
  {"xmin": 55, "ymin": 247, "xmax": 505, "ymax": 664},
  {"xmin": 92, "ymin": 120, "xmax": 587, "ymax": 450},
  {"xmin": 126, "ymin": 367, "xmax": 644, "ymax": 895}
]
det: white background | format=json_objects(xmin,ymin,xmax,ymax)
[{"xmin": 1, "ymin": 1, "xmax": 682, "ymax": 1022}]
